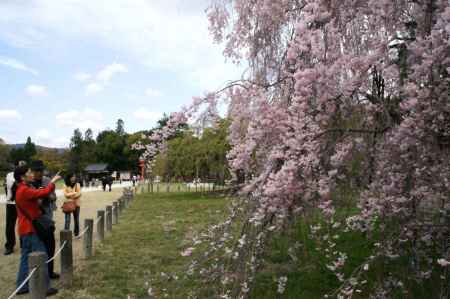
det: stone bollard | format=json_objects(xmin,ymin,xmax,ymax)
[
  {"xmin": 83, "ymin": 219, "xmax": 94, "ymax": 258},
  {"xmin": 60, "ymin": 230, "xmax": 73, "ymax": 287},
  {"xmin": 97, "ymin": 210, "xmax": 105, "ymax": 242},
  {"xmin": 29, "ymin": 251, "xmax": 47, "ymax": 299},
  {"xmin": 106, "ymin": 205, "xmax": 113, "ymax": 231},
  {"xmin": 113, "ymin": 202, "xmax": 119, "ymax": 224}
]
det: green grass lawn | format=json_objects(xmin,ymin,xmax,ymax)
[
  {"xmin": 56, "ymin": 191, "xmax": 228, "ymax": 299},
  {"xmin": 55, "ymin": 190, "xmax": 448, "ymax": 299}
]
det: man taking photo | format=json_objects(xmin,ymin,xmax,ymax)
[{"xmin": 30, "ymin": 160, "xmax": 60, "ymax": 279}]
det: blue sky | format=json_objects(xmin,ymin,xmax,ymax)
[{"xmin": 0, "ymin": 0, "xmax": 241, "ymax": 148}]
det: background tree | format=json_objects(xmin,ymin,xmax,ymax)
[
  {"xmin": 33, "ymin": 148, "xmax": 69, "ymax": 174},
  {"xmin": 9, "ymin": 136, "xmax": 37, "ymax": 164},
  {"xmin": 81, "ymin": 128, "xmax": 96, "ymax": 165},
  {"xmin": 23, "ymin": 137, "xmax": 36, "ymax": 161},
  {"xmin": 116, "ymin": 119, "xmax": 125, "ymax": 136},
  {"xmin": 96, "ymin": 128, "xmax": 127, "ymax": 171},
  {"xmin": 68, "ymin": 129, "xmax": 84, "ymax": 173},
  {"xmin": 0, "ymin": 138, "xmax": 11, "ymax": 177},
  {"xmin": 153, "ymin": 118, "xmax": 230, "ymax": 182}
]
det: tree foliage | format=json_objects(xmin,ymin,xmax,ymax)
[
  {"xmin": 153, "ymin": 118, "xmax": 230, "ymax": 182},
  {"xmin": 9, "ymin": 136, "xmax": 37, "ymax": 164}
]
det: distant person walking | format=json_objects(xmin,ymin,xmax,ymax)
[
  {"xmin": 101, "ymin": 176, "xmax": 107, "ymax": 192},
  {"xmin": 4, "ymin": 160, "xmax": 26, "ymax": 256},
  {"xmin": 30, "ymin": 160, "xmax": 59, "ymax": 279},
  {"xmin": 14, "ymin": 164, "xmax": 61, "ymax": 296},
  {"xmin": 63, "ymin": 173, "xmax": 82, "ymax": 236},
  {"xmin": 107, "ymin": 175, "xmax": 113, "ymax": 192}
]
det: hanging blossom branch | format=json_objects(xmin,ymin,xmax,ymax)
[{"xmin": 136, "ymin": 0, "xmax": 450, "ymax": 297}]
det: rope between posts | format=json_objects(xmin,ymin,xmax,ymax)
[
  {"xmin": 7, "ymin": 237, "xmax": 71, "ymax": 299},
  {"xmin": 95, "ymin": 215, "xmax": 103, "ymax": 225},
  {"xmin": 74, "ymin": 226, "xmax": 90, "ymax": 240},
  {"xmin": 6, "ymin": 267, "xmax": 38, "ymax": 299},
  {"xmin": 46, "ymin": 240, "xmax": 68, "ymax": 264}
]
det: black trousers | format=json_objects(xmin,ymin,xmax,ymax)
[
  {"xmin": 4, "ymin": 204, "xmax": 17, "ymax": 250},
  {"xmin": 43, "ymin": 232, "xmax": 56, "ymax": 275}
]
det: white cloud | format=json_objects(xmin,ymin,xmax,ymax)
[
  {"xmin": 96, "ymin": 63, "xmax": 127, "ymax": 83},
  {"xmin": 56, "ymin": 108, "xmax": 104, "ymax": 131},
  {"xmin": 74, "ymin": 72, "xmax": 91, "ymax": 81},
  {"xmin": 145, "ymin": 88, "xmax": 164, "ymax": 97},
  {"xmin": 34, "ymin": 129, "xmax": 69, "ymax": 148},
  {"xmin": 85, "ymin": 83, "xmax": 103, "ymax": 95},
  {"xmin": 0, "ymin": 1, "xmax": 243, "ymax": 89},
  {"xmin": 26, "ymin": 84, "xmax": 47, "ymax": 96},
  {"xmin": 133, "ymin": 107, "xmax": 162, "ymax": 122},
  {"xmin": 0, "ymin": 56, "xmax": 39, "ymax": 76},
  {"xmin": 83, "ymin": 63, "xmax": 127, "ymax": 95},
  {"xmin": 36, "ymin": 129, "xmax": 51, "ymax": 139},
  {"xmin": 0, "ymin": 109, "xmax": 22, "ymax": 121},
  {"xmin": 0, "ymin": 55, "xmax": 38, "ymax": 75}
]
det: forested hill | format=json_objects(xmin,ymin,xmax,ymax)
[{"xmin": 9, "ymin": 143, "xmax": 67, "ymax": 154}]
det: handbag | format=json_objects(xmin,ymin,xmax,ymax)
[
  {"xmin": 16, "ymin": 203, "xmax": 55, "ymax": 242},
  {"xmin": 62, "ymin": 201, "xmax": 77, "ymax": 213}
]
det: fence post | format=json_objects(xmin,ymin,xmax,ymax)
[
  {"xmin": 147, "ymin": 180, "xmax": 150, "ymax": 193},
  {"xmin": 83, "ymin": 219, "xmax": 94, "ymax": 258},
  {"xmin": 124, "ymin": 194, "xmax": 128, "ymax": 208},
  {"xmin": 106, "ymin": 205, "xmax": 113, "ymax": 231},
  {"xmin": 29, "ymin": 251, "xmax": 47, "ymax": 299},
  {"xmin": 178, "ymin": 183, "xmax": 181, "ymax": 192},
  {"xmin": 156, "ymin": 183, "xmax": 159, "ymax": 193},
  {"xmin": 97, "ymin": 210, "xmax": 105, "ymax": 242},
  {"xmin": 118, "ymin": 198, "xmax": 123, "ymax": 214},
  {"xmin": 166, "ymin": 182, "xmax": 170, "ymax": 193},
  {"xmin": 113, "ymin": 202, "xmax": 119, "ymax": 224},
  {"xmin": 122, "ymin": 196, "xmax": 126, "ymax": 210},
  {"xmin": 60, "ymin": 230, "xmax": 73, "ymax": 287},
  {"xmin": 151, "ymin": 181, "xmax": 153, "ymax": 193}
]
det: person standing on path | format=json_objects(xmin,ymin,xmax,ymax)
[
  {"xmin": 30, "ymin": 160, "xmax": 60, "ymax": 279},
  {"xmin": 14, "ymin": 164, "xmax": 61, "ymax": 296},
  {"xmin": 63, "ymin": 173, "xmax": 82, "ymax": 236},
  {"xmin": 4, "ymin": 160, "xmax": 26, "ymax": 256}
]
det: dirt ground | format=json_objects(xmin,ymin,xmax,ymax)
[{"xmin": 0, "ymin": 187, "xmax": 130, "ymax": 298}]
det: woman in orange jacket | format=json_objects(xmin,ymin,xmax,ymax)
[
  {"xmin": 63, "ymin": 173, "xmax": 82, "ymax": 236},
  {"xmin": 14, "ymin": 164, "xmax": 61, "ymax": 296}
]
